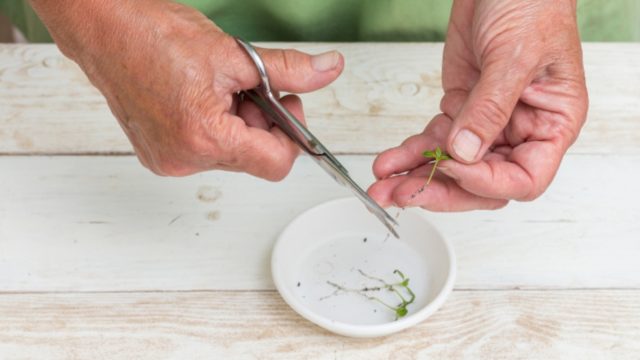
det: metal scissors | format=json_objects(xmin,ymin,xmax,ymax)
[{"xmin": 235, "ymin": 38, "xmax": 399, "ymax": 238}]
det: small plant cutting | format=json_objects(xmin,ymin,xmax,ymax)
[
  {"xmin": 322, "ymin": 269, "xmax": 415, "ymax": 320},
  {"xmin": 422, "ymin": 146, "xmax": 451, "ymax": 185},
  {"xmin": 410, "ymin": 146, "xmax": 451, "ymax": 200}
]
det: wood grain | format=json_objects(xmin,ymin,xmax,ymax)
[
  {"xmin": 0, "ymin": 290, "xmax": 638, "ymax": 359},
  {"xmin": 1, "ymin": 43, "xmax": 639, "ymax": 358},
  {"xmin": 0, "ymin": 43, "xmax": 639, "ymax": 155},
  {"xmin": 1, "ymin": 154, "xmax": 639, "ymax": 292}
]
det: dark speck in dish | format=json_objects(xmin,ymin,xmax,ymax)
[
  {"xmin": 363, "ymin": 237, "xmax": 368, "ymax": 243},
  {"xmin": 297, "ymin": 282, "xmax": 301, "ymax": 287}
]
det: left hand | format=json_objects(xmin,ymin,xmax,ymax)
[{"xmin": 368, "ymin": 0, "xmax": 588, "ymax": 211}]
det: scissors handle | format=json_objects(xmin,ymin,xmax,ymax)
[
  {"xmin": 236, "ymin": 38, "xmax": 347, "ymax": 172},
  {"xmin": 235, "ymin": 38, "xmax": 399, "ymax": 238},
  {"xmin": 241, "ymin": 88, "xmax": 348, "ymax": 173}
]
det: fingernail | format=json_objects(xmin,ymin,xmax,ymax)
[
  {"xmin": 311, "ymin": 51, "xmax": 339, "ymax": 72},
  {"xmin": 452, "ymin": 129, "xmax": 481, "ymax": 162}
]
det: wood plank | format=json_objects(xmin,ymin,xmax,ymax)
[
  {"xmin": 0, "ymin": 290, "xmax": 638, "ymax": 359},
  {"xmin": 0, "ymin": 43, "xmax": 638, "ymax": 155},
  {"xmin": 1, "ymin": 154, "xmax": 639, "ymax": 292}
]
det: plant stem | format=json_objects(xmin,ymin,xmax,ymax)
[
  {"xmin": 426, "ymin": 159, "xmax": 440, "ymax": 187},
  {"xmin": 322, "ymin": 269, "xmax": 415, "ymax": 320}
]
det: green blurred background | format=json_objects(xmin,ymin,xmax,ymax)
[{"xmin": 1, "ymin": 0, "xmax": 639, "ymax": 42}]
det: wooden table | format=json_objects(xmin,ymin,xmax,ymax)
[{"xmin": 0, "ymin": 43, "xmax": 639, "ymax": 359}]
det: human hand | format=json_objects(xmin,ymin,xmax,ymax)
[
  {"xmin": 30, "ymin": 0, "xmax": 343, "ymax": 179},
  {"xmin": 368, "ymin": 0, "xmax": 588, "ymax": 210}
]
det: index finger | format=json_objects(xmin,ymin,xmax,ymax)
[{"xmin": 220, "ymin": 95, "xmax": 305, "ymax": 181}]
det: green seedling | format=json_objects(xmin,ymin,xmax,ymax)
[
  {"xmin": 383, "ymin": 146, "xmax": 451, "ymax": 240},
  {"xmin": 409, "ymin": 146, "xmax": 451, "ymax": 201},
  {"xmin": 323, "ymin": 269, "xmax": 415, "ymax": 320},
  {"xmin": 422, "ymin": 146, "xmax": 451, "ymax": 186}
]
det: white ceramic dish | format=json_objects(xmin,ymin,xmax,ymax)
[{"xmin": 271, "ymin": 197, "xmax": 456, "ymax": 338}]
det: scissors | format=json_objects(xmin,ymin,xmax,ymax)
[{"xmin": 235, "ymin": 38, "xmax": 399, "ymax": 238}]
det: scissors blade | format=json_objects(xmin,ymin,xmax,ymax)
[
  {"xmin": 240, "ymin": 90, "xmax": 399, "ymax": 237},
  {"xmin": 313, "ymin": 155, "xmax": 400, "ymax": 238}
]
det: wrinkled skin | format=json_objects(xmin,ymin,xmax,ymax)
[
  {"xmin": 368, "ymin": 0, "xmax": 588, "ymax": 211},
  {"xmin": 30, "ymin": 0, "xmax": 344, "ymax": 180},
  {"xmin": 32, "ymin": 0, "xmax": 587, "ymax": 211}
]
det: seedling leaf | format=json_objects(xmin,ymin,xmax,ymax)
[{"xmin": 396, "ymin": 307, "xmax": 408, "ymax": 318}]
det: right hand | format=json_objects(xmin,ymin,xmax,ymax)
[
  {"xmin": 31, "ymin": 0, "xmax": 344, "ymax": 180},
  {"xmin": 368, "ymin": 0, "xmax": 587, "ymax": 211}
]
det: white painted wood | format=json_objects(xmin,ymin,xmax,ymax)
[
  {"xmin": 0, "ymin": 43, "xmax": 638, "ymax": 155},
  {"xmin": 0, "ymin": 43, "xmax": 638, "ymax": 356},
  {"xmin": 0, "ymin": 154, "xmax": 638, "ymax": 292},
  {"xmin": 0, "ymin": 290, "xmax": 638, "ymax": 359}
]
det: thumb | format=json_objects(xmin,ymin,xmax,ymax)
[
  {"xmin": 447, "ymin": 59, "xmax": 533, "ymax": 163},
  {"xmin": 227, "ymin": 38, "xmax": 344, "ymax": 94}
]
